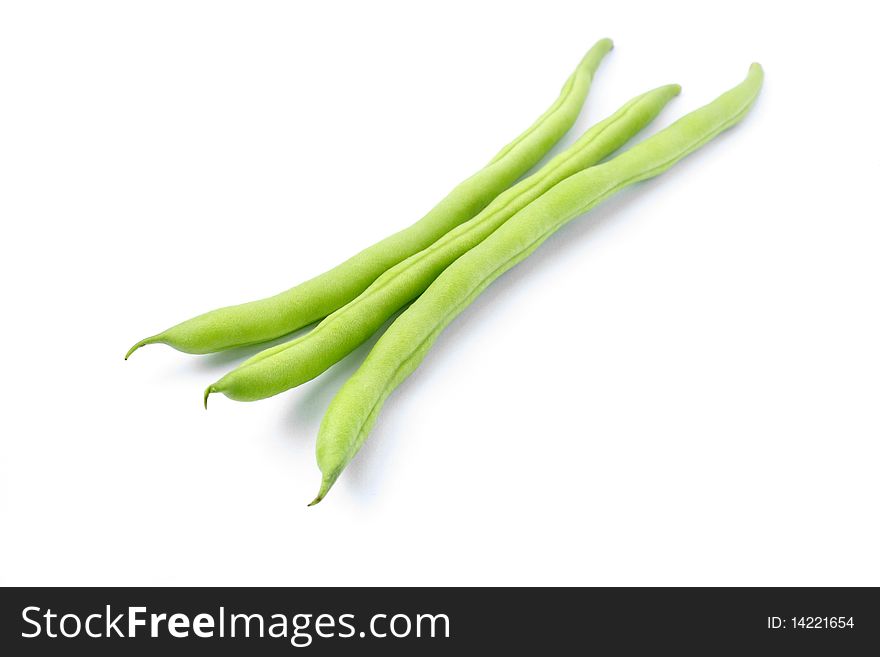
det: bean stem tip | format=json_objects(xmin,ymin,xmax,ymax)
[
  {"xmin": 125, "ymin": 334, "xmax": 164, "ymax": 360},
  {"xmin": 203, "ymin": 386, "xmax": 215, "ymax": 409},
  {"xmin": 308, "ymin": 474, "xmax": 337, "ymax": 507},
  {"xmin": 124, "ymin": 340, "xmax": 146, "ymax": 360}
]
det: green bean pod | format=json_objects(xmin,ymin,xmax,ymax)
[
  {"xmin": 311, "ymin": 64, "xmax": 764, "ymax": 504},
  {"xmin": 126, "ymin": 39, "xmax": 614, "ymax": 358},
  {"xmin": 205, "ymin": 83, "xmax": 681, "ymax": 404}
]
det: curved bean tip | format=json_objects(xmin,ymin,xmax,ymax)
[
  {"xmin": 308, "ymin": 474, "xmax": 337, "ymax": 507},
  {"xmin": 125, "ymin": 339, "xmax": 148, "ymax": 360},
  {"xmin": 203, "ymin": 386, "xmax": 215, "ymax": 409},
  {"xmin": 125, "ymin": 334, "xmax": 165, "ymax": 360}
]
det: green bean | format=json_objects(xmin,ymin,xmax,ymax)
[
  {"xmin": 310, "ymin": 64, "xmax": 764, "ymax": 504},
  {"xmin": 205, "ymin": 84, "xmax": 681, "ymax": 405},
  {"xmin": 125, "ymin": 39, "xmax": 613, "ymax": 359}
]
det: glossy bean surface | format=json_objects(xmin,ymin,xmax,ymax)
[
  {"xmin": 206, "ymin": 83, "xmax": 681, "ymax": 404},
  {"xmin": 126, "ymin": 39, "xmax": 613, "ymax": 358},
  {"xmin": 311, "ymin": 64, "xmax": 764, "ymax": 504}
]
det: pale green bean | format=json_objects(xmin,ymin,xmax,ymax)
[
  {"xmin": 205, "ymin": 84, "xmax": 680, "ymax": 404},
  {"xmin": 311, "ymin": 64, "xmax": 764, "ymax": 504},
  {"xmin": 126, "ymin": 39, "xmax": 613, "ymax": 358}
]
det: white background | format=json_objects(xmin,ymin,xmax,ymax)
[{"xmin": 1, "ymin": 1, "xmax": 878, "ymax": 586}]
